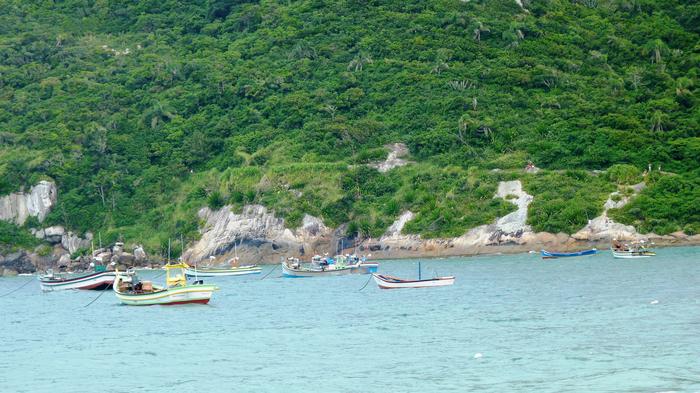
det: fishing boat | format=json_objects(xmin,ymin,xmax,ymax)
[
  {"xmin": 541, "ymin": 248, "xmax": 598, "ymax": 259},
  {"xmin": 373, "ymin": 274, "xmax": 455, "ymax": 289},
  {"xmin": 39, "ymin": 265, "xmax": 117, "ymax": 292},
  {"xmin": 184, "ymin": 238, "xmax": 262, "ymax": 277},
  {"xmin": 281, "ymin": 254, "xmax": 378, "ymax": 278},
  {"xmin": 611, "ymin": 240, "xmax": 656, "ymax": 259},
  {"xmin": 113, "ymin": 262, "xmax": 219, "ymax": 306},
  {"xmin": 372, "ymin": 262, "xmax": 454, "ymax": 289},
  {"xmin": 184, "ymin": 263, "xmax": 261, "ymax": 277}
]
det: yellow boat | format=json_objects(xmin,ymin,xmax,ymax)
[{"xmin": 113, "ymin": 263, "xmax": 219, "ymax": 306}]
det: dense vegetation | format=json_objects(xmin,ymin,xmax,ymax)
[{"xmin": 0, "ymin": 0, "xmax": 698, "ymax": 251}]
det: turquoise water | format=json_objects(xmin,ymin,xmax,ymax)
[{"xmin": 1, "ymin": 247, "xmax": 699, "ymax": 392}]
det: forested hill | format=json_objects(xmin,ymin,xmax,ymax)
[{"xmin": 0, "ymin": 0, "xmax": 698, "ymax": 254}]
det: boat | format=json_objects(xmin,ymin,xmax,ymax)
[
  {"xmin": 611, "ymin": 240, "xmax": 656, "ymax": 259},
  {"xmin": 184, "ymin": 263, "xmax": 261, "ymax": 278},
  {"xmin": 372, "ymin": 262, "xmax": 454, "ymax": 289},
  {"xmin": 541, "ymin": 248, "xmax": 598, "ymax": 259},
  {"xmin": 281, "ymin": 254, "xmax": 378, "ymax": 278},
  {"xmin": 184, "ymin": 239, "xmax": 262, "ymax": 277},
  {"xmin": 39, "ymin": 265, "xmax": 117, "ymax": 291},
  {"xmin": 372, "ymin": 274, "xmax": 455, "ymax": 289},
  {"xmin": 113, "ymin": 262, "xmax": 219, "ymax": 306}
]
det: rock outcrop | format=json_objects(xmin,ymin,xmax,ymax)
[
  {"xmin": 371, "ymin": 143, "xmax": 411, "ymax": 173},
  {"xmin": 0, "ymin": 181, "xmax": 57, "ymax": 225},
  {"xmin": 183, "ymin": 205, "xmax": 333, "ymax": 264},
  {"xmin": 572, "ymin": 183, "xmax": 645, "ymax": 241},
  {"xmin": 0, "ymin": 251, "xmax": 36, "ymax": 276},
  {"xmin": 368, "ymin": 180, "xmax": 538, "ymax": 258},
  {"xmin": 61, "ymin": 231, "xmax": 92, "ymax": 254}
]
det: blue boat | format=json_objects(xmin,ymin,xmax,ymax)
[{"xmin": 541, "ymin": 249, "xmax": 598, "ymax": 258}]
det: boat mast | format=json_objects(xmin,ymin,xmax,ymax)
[
  {"xmin": 168, "ymin": 238, "xmax": 171, "ymax": 264},
  {"xmin": 418, "ymin": 261, "xmax": 421, "ymax": 280}
]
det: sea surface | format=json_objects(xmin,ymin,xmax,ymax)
[{"xmin": 1, "ymin": 247, "xmax": 699, "ymax": 392}]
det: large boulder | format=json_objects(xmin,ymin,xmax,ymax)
[
  {"xmin": 95, "ymin": 252, "xmax": 112, "ymax": 264},
  {"xmin": 57, "ymin": 253, "xmax": 71, "ymax": 268},
  {"xmin": 133, "ymin": 246, "xmax": 147, "ymax": 262},
  {"xmin": 0, "ymin": 251, "xmax": 36, "ymax": 275},
  {"xmin": 118, "ymin": 252, "xmax": 134, "ymax": 264},
  {"xmin": 43, "ymin": 226, "xmax": 66, "ymax": 244},
  {"xmin": 61, "ymin": 231, "xmax": 92, "ymax": 254}
]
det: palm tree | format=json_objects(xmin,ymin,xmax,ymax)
[
  {"xmin": 347, "ymin": 52, "xmax": 373, "ymax": 72},
  {"xmin": 643, "ymin": 39, "xmax": 669, "ymax": 64},
  {"xmin": 471, "ymin": 20, "xmax": 490, "ymax": 42},
  {"xmin": 431, "ymin": 59, "xmax": 449, "ymax": 74},
  {"xmin": 458, "ymin": 114, "xmax": 476, "ymax": 144},
  {"xmin": 235, "ymin": 148, "xmax": 253, "ymax": 166},
  {"xmin": 502, "ymin": 22, "xmax": 524, "ymax": 47},
  {"xmin": 649, "ymin": 110, "xmax": 667, "ymax": 132},
  {"xmin": 142, "ymin": 101, "xmax": 176, "ymax": 129},
  {"xmin": 675, "ymin": 77, "xmax": 694, "ymax": 97}
]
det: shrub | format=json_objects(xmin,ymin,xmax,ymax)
[
  {"xmin": 207, "ymin": 191, "xmax": 225, "ymax": 210},
  {"xmin": 606, "ymin": 164, "xmax": 642, "ymax": 185}
]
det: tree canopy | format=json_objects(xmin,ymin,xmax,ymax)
[{"xmin": 0, "ymin": 0, "xmax": 698, "ymax": 251}]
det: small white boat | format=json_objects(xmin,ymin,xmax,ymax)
[
  {"xmin": 113, "ymin": 263, "xmax": 218, "ymax": 306},
  {"xmin": 372, "ymin": 274, "xmax": 455, "ymax": 289},
  {"xmin": 611, "ymin": 240, "xmax": 656, "ymax": 259},
  {"xmin": 184, "ymin": 264, "xmax": 261, "ymax": 277},
  {"xmin": 372, "ymin": 261, "xmax": 454, "ymax": 289},
  {"xmin": 611, "ymin": 249, "xmax": 656, "ymax": 259},
  {"xmin": 39, "ymin": 268, "xmax": 117, "ymax": 291}
]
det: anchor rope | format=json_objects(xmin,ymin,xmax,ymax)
[
  {"xmin": 82, "ymin": 286, "xmax": 110, "ymax": 308},
  {"xmin": 358, "ymin": 274, "xmax": 373, "ymax": 291},
  {"xmin": 0, "ymin": 276, "xmax": 35, "ymax": 298},
  {"xmin": 260, "ymin": 264, "xmax": 278, "ymax": 280}
]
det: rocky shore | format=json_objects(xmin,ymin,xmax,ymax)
[
  {"xmin": 180, "ymin": 180, "xmax": 700, "ymax": 265},
  {"xmin": 2, "ymin": 179, "xmax": 698, "ymax": 275}
]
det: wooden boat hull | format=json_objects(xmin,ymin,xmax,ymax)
[
  {"xmin": 114, "ymin": 284, "xmax": 219, "ymax": 306},
  {"xmin": 372, "ymin": 274, "xmax": 455, "ymax": 289},
  {"xmin": 39, "ymin": 271, "xmax": 117, "ymax": 292},
  {"xmin": 184, "ymin": 266, "xmax": 261, "ymax": 277},
  {"xmin": 541, "ymin": 249, "xmax": 598, "ymax": 258}
]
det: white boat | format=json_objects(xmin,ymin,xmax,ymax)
[
  {"xmin": 372, "ymin": 274, "xmax": 455, "ymax": 289},
  {"xmin": 611, "ymin": 249, "xmax": 656, "ymax": 259},
  {"xmin": 372, "ymin": 261, "xmax": 454, "ymax": 289},
  {"xmin": 611, "ymin": 240, "xmax": 656, "ymax": 259},
  {"xmin": 113, "ymin": 263, "xmax": 218, "ymax": 306},
  {"xmin": 184, "ymin": 264, "xmax": 261, "ymax": 277},
  {"xmin": 39, "ymin": 268, "xmax": 117, "ymax": 291}
]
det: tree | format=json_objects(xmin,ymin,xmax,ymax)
[
  {"xmin": 347, "ymin": 52, "xmax": 373, "ymax": 72},
  {"xmin": 471, "ymin": 20, "xmax": 490, "ymax": 42},
  {"xmin": 643, "ymin": 39, "xmax": 669, "ymax": 64},
  {"xmin": 502, "ymin": 22, "xmax": 524, "ymax": 47},
  {"xmin": 649, "ymin": 110, "xmax": 668, "ymax": 132},
  {"xmin": 142, "ymin": 101, "xmax": 176, "ymax": 129}
]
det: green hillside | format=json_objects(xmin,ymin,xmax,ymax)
[{"xmin": 1, "ymin": 0, "xmax": 698, "ymax": 252}]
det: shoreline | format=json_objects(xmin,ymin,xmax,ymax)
[{"xmin": 2, "ymin": 236, "xmax": 698, "ymax": 276}]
